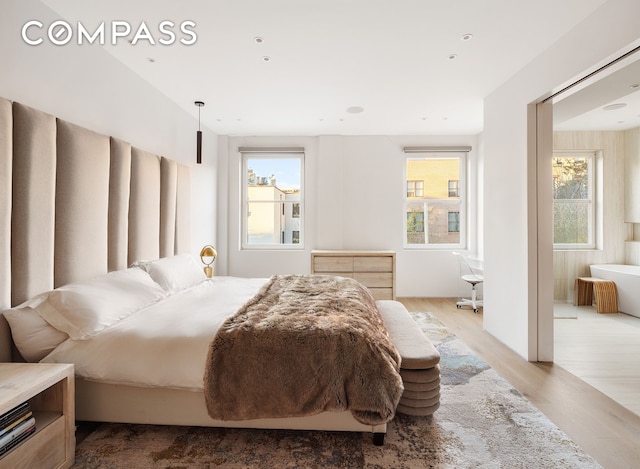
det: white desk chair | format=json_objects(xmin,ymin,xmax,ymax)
[{"xmin": 454, "ymin": 252, "xmax": 483, "ymax": 313}]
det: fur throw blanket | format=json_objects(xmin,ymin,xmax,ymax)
[{"xmin": 204, "ymin": 274, "xmax": 403, "ymax": 425}]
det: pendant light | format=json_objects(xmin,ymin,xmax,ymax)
[{"xmin": 195, "ymin": 100, "xmax": 205, "ymax": 164}]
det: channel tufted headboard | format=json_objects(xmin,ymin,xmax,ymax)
[{"xmin": 0, "ymin": 97, "xmax": 191, "ymax": 361}]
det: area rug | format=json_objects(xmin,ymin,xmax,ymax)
[{"xmin": 72, "ymin": 312, "xmax": 601, "ymax": 468}]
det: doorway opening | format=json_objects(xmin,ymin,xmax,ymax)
[{"xmin": 539, "ymin": 46, "xmax": 640, "ymax": 416}]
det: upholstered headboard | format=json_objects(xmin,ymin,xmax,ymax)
[{"xmin": 0, "ymin": 98, "xmax": 191, "ymax": 361}]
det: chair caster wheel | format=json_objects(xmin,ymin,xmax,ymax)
[
  {"xmin": 473, "ymin": 308, "xmax": 479, "ymax": 313},
  {"xmin": 456, "ymin": 305, "xmax": 461, "ymax": 309}
]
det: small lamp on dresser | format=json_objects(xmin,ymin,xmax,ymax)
[{"xmin": 200, "ymin": 245, "xmax": 217, "ymax": 278}]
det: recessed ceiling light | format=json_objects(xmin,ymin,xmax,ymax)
[
  {"xmin": 346, "ymin": 106, "xmax": 364, "ymax": 114},
  {"xmin": 603, "ymin": 103, "xmax": 627, "ymax": 110},
  {"xmin": 618, "ymin": 120, "xmax": 625, "ymax": 123},
  {"xmin": 448, "ymin": 54, "xmax": 457, "ymax": 60},
  {"xmin": 461, "ymin": 33, "xmax": 473, "ymax": 41},
  {"xmin": 254, "ymin": 37, "xmax": 264, "ymax": 44},
  {"xmin": 630, "ymin": 83, "xmax": 640, "ymax": 89},
  {"xmin": 262, "ymin": 56, "xmax": 271, "ymax": 62},
  {"xmin": 146, "ymin": 57, "xmax": 155, "ymax": 63}
]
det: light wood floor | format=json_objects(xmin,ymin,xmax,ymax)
[
  {"xmin": 399, "ymin": 298, "xmax": 640, "ymax": 469},
  {"xmin": 554, "ymin": 303, "xmax": 640, "ymax": 416}
]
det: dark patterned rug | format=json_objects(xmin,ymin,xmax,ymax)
[{"xmin": 72, "ymin": 312, "xmax": 601, "ymax": 468}]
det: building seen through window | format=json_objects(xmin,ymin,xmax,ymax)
[
  {"xmin": 242, "ymin": 154, "xmax": 303, "ymax": 248},
  {"xmin": 407, "ymin": 180, "xmax": 424, "ymax": 197},
  {"xmin": 405, "ymin": 154, "xmax": 465, "ymax": 247}
]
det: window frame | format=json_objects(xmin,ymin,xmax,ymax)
[
  {"xmin": 552, "ymin": 150, "xmax": 598, "ymax": 250},
  {"xmin": 403, "ymin": 151, "xmax": 467, "ymax": 250},
  {"xmin": 240, "ymin": 151, "xmax": 305, "ymax": 250}
]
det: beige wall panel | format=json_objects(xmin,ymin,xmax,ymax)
[
  {"xmin": 175, "ymin": 164, "xmax": 191, "ymax": 254},
  {"xmin": 129, "ymin": 148, "xmax": 160, "ymax": 263},
  {"xmin": 109, "ymin": 137, "xmax": 132, "ymax": 271},
  {"xmin": 0, "ymin": 99, "xmax": 11, "ymax": 361},
  {"xmin": 160, "ymin": 157, "xmax": 177, "ymax": 258},
  {"xmin": 625, "ymin": 128, "xmax": 640, "ymax": 223},
  {"xmin": 55, "ymin": 119, "xmax": 110, "ymax": 286},
  {"xmin": 0, "ymin": 99, "xmax": 11, "ymax": 310},
  {"xmin": 625, "ymin": 241, "xmax": 640, "ymax": 266},
  {"xmin": 11, "ymin": 102, "xmax": 56, "ymax": 305},
  {"xmin": 553, "ymin": 131, "xmax": 630, "ymax": 302}
]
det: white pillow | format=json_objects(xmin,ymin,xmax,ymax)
[
  {"xmin": 134, "ymin": 254, "xmax": 205, "ymax": 293},
  {"xmin": 3, "ymin": 306, "xmax": 69, "ymax": 362},
  {"xmin": 34, "ymin": 268, "xmax": 166, "ymax": 340}
]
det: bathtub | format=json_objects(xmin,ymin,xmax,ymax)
[{"xmin": 589, "ymin": 264, "xmax": 640, "ymax": 318}]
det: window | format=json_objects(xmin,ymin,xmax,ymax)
[
  {"xmin": 553, "ymin": 151, "xmax": 596, "ymax": 249},
  {"xmin": 407, "ymin": 180, "xmax": 424, "ymax": 197},
  {"xmin": 241, "ymin": 150, "xmax": 304, "ymax": 249},
  {"xmin": 406, "ymin": 211, "xmax": 425, "ymax": 244},
  {"xmin": 404, "ymin": 151, "xmax": 467, "ymax": 248},
  {"xmin": 448, "ymin": 180, "xmax": 459, "ymax": 197},
  {"xmin": 448, "ymin": 211, "xmax": 460, "ymax": 232}
]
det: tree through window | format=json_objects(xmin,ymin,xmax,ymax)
[{"xmin": 552, "ymin": 152, "xmax": 596, "ymax": 248}]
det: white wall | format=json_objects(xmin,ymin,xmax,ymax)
[
  {"xmin": 1, "ymin": 0, "xmax": 217, "ymax": 257},
  {"xmin": 218, "ymin": 134, "xmax": 479, "ymax": 297},
  {"xmin": 483, "ymin": 0, "xmax": 640, "ymax": 360}
]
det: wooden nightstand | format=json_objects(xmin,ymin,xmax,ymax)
[{"xmin": 0, "ymin": 363, "xmax": 75, "ymax": 468}]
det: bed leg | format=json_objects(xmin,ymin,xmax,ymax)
[{"xmin": 372, "ymin": 432, "xmax": 385, "ymax": 446}]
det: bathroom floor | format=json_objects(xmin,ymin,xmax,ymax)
[{"xmin": 554, "ymin": 303, "xmax": 640, "ymax": 416}]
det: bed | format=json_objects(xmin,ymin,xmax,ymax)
[
  {"xmin": 3, "ymin": 255, "xmax": 404, "ymax": 443},
  {"xmin": 0, "ymin": 98, "xmax": 407, "ymax": 444}
]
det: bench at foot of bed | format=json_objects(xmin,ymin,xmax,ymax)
[{"xmin": 377, "ymin": 300, "xmax": 441, "ymax": 417}]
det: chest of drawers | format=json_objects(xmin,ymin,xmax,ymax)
[{"xmin": 311, "ymin": 250, "xmax": 395, "ymax": 300}]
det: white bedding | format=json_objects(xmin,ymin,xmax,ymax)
[{"xmin": 41, "ymin": 276, "xmax": 268, "ymax": 391}]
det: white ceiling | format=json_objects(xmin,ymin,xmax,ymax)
[
  {"xmin": 41, "ymin": 0, "xmax": 612, "ymax": 136},
  {"xmin": 553, "ymin": 54, "xmax": 640, "ymax": 131}
]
